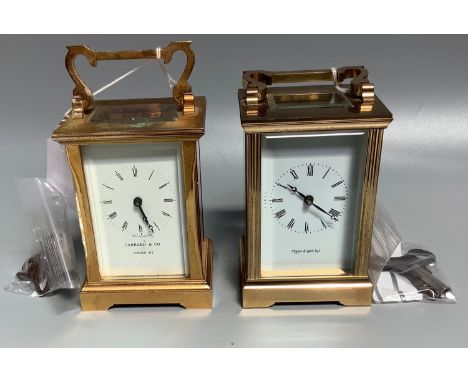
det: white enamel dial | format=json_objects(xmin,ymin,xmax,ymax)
[
  {"xmin": 260, "ymin": 131, "xmax": 368, "ymax": 277},
  {"xmin": 266, "ymin": 162, "xmax": 349, "ymax": 234},
  {"xmin": 82, "ymin": 142, "xmax": 188, "ymax": 279},
  {"xmin": 99, "ymin": 164, "xmax": 176, "ymax": 237}
]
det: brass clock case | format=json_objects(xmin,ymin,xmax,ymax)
[
  {"xmin": 239, "ymin": 67, "xmax": 392, "ymax": 307},
  {"xmin": 52, "ymin": 41, "xmax": 212, "ymax": 310}
]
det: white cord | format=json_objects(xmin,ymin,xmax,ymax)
[
  {"xmin": 155, "ymin": 46, "xmax": 177, "ymax": 88},
  {"xmin": 155, "ymin": 59, "xmax": 177, "ymax": 88},
  {"xmin": 330, "ymin": 67, "xmax": 347, "ymax": 93},
  {"xmin": 93, "ymin": 59, "xmax": 154, "ymax": 96}
]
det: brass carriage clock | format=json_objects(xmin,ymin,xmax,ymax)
[
  {"xmin": 52, "ymin": 41, "xmax": 212, "ymax": 310},
  {"xmin": 238, "ymin": 67, "xmax": 392, "ymax": 307}
]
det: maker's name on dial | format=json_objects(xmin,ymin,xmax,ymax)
[
  {"xmin": 291, "ymin": 248, "xmax": 321, "ymax": 255},
  {"xmin": 125, "ymin": 242, "xmax": 161, "ymax": 247}
]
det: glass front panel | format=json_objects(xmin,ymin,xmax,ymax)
[
  {"xmin": 260, "ymin": 131, "xmax": 368, "ymax": 277},
  {"xmin": 82, "ymin": 142, "xmax": 188, "ymax": 279}
]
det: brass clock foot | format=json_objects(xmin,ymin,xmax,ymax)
[
  {"xmin": 241, "ymin": 282, "xmax": 373, "ymax": 308},
  {"xmin": 179, "ymin": 295, "xmax": 212, "ymax": 309},
  {"xmin": 80, "ymin": 295, "xmax": 113, "ymax": 311}
]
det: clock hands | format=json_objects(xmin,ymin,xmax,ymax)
[
  {"xmin": 133, "ymin": 197, "xmax": 154, "ymax": 233},
  {"xmin": 287, "ymin": 184, "xmax": 307, "ymax": 199},
  {"xmin": 275, "ymin": 182, "xmax": 289, "ymax": 190},
  {"xmin": 310, "ymin": 200, "xmax": 338, "ymax": 221},
  {"xmin": 286, "ymin": 184, "xmax": 338, "ymax": 222}
]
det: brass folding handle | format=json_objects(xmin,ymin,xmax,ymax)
[
  {"xmin": 242, "ymin": 66, "xmax": 375, "ymax": 113},
  {"xmin": 65, "ymin": 41, "xmax": 195, "ymax": 118}
]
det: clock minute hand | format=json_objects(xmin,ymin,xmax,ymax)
[
  {"xmin": 140, "ymin": 210, "xmax": 155, "ymax": 234},
  {"xmin": 311, "ymin": 201, "xmax": 338, "ymax": 221},
  {"xmin": 275, "ymin": 182, "xmax": 290, "ymax": 190}
]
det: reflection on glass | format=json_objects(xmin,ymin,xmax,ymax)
[
  {"xmin": 267, "ymin": 91, "xmax": 351, "ymax": 110},
  {"xmin": 90, "ymin": 103, "xmax": 180, "ymax": 124}
]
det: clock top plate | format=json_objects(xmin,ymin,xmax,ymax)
[
  {"xmin": 52, "ymin": 96, "xmax": 206, "ymax": 144},
  {"xmin": 238, "ymin": 85, "xmax": 392, "ymax": 129}
]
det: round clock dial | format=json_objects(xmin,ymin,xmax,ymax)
[
  {"xmin": 265, "ymin": 162, "xmax": 349, "ymax": 234},
  {"xmin": 100, "ymin": 165, "xmax": 177, "ymax": 237}
]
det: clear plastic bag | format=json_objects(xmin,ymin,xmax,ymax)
[
  {"xmin": 370, "ymin": 204, "xmax": 456, "ymax": 303},
  {"xmin": 4, "ymin": 178, "xmax": 81, "ymax": 297}
]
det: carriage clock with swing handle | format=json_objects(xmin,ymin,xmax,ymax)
[
  {"xmin": 52, "ymin": 41, "xmax": 212, "ymax": 310},
  {"xmin": 238, "ymin": 67, "xmax": 393, "ymax": 307}
]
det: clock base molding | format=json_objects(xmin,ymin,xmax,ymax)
[
  {"xmin": 241, "ymin": 280, "xmax": 373, "ymax": 308},
  {"xmin": 79, "ymin": 237, "xmax": 213, "ymax": 311},
  {"xmin": 240, "ymin": 236, "xmax": 373, "ymax": 308}
]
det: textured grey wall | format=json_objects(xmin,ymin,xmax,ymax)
[{"xmin": 0, "ymin": 35, "xmax": 467, "ymax": 347}]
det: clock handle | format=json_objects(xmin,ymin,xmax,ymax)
[
  {"xmin": 65, "ymin": 41, "xmax": 195, "ymax": 118},
  {"xmin": 242, "ymin": 67, "xmax": 374, "ymax": 114}
]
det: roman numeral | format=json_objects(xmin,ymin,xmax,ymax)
[
  {"xmin": 304, "ymin": 221, "xmax": 309, "ymax": 233},
  {"xmin": 139, "ymin": 224, "xmax": 143, "ymax": 233},
  {"xmin": 103, "ymin": 184, "xmax": 114, "ymax": 190},
  {"xmin": 162, "ymin": 211, "xmax": 171, "ymax": 217},
  {"xmin": 152, "ymin": 221, "xmax": 160, "ymax": 231},
  {"xmin": 321, "ymin": 220, "xmax": 327, "ymax": 229},
  {"xmin": 271, "ymin": 198, "xmax": 283, "ymax": 203},
  {"xmin": 148, "ymin": 170, "xmax": 154, "ymax": 180},
  {"xmin": 159, "ymin": 182, "xmax": 170, "ymax": 189},
  {"xmin": 132, "ymin": 165, "xmax": 137, "ymax": 177},
  {"xmin": 102, "ymin": 200, "xmax": 112, "ymax": 204},
  {"xmin": 115, "ymin": 171, "xmax": 124, "ymax": 181},
  {"xmin": 290, "ymin": 169, "xmax": 298, "ymax": 180},
  {"xmin": 275, "ymin": 209, "xmax": 286, "ymax": 219},
  {"xmin": 322, "ymin": 167, "xmax": 331, "ymax": 179},
  {"xmin": 307, "ymin": 164, "xmax": 313, "ymax": 176},
  {"xmin": 121, "ymin": 221, "xmax": 128, "ymax": 231},
  {"xmin": 334, "ymin": 196, "xmax": 347, "ymax": 201},
  {"xmin": 329, "ymin": 208, "xmax": 341, "ymax": 220},
  {"xmin": 164, "ymin": 198, "xmax": 174, "ymax": 202},
  {"xmin": 331, "ymin": 180, "xmax": 344, "ymax": 188},
  {"xmin": 108, "ymin": 212, "xmax": 117, "ymax": 220},
  {"xmin": 287, "ymin": 218, "xmax": 295, "ymax": 229}
]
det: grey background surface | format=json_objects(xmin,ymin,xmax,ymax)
[{"xmin": 0, "ymin": 35, "xmax": 467, "ymax": 347}]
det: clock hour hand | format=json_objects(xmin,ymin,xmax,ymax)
[
  {"xmin": 287, "ymin": 184, "xmax": 307, "ymax": 200},
  {"xmin": 133, "ymin": 197, "xmax": 154, "ymax": 233},
  {"xmin": 282, "ymin": 183, "xmax": 337, "ymax": 221}
]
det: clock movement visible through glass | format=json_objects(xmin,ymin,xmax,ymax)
[
  {"xmin": 260, "ymin": 131, "xmax": 368, "ymax": 277},
  {"xmin": 82, "ymin": 142, "xmax": 188, "ymax": 279}
]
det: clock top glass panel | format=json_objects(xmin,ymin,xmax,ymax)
[
  {"xmin": 90, "ymin": 102, "xmax": 180, "ymax": 124},
  {"xmin": 82, "ymin": 142, "xmax": 188, "ymax": 280},
  {"xmin": 260, "ymin": 130, "xmax": 368, "ymax": 278},
  {"xmin": 52, "ymin": 97, "xmax": 207, "ymax": 143},
  {"xmin": 267, "ymin": 90, "xmax": 351, "ymax": 111}
]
